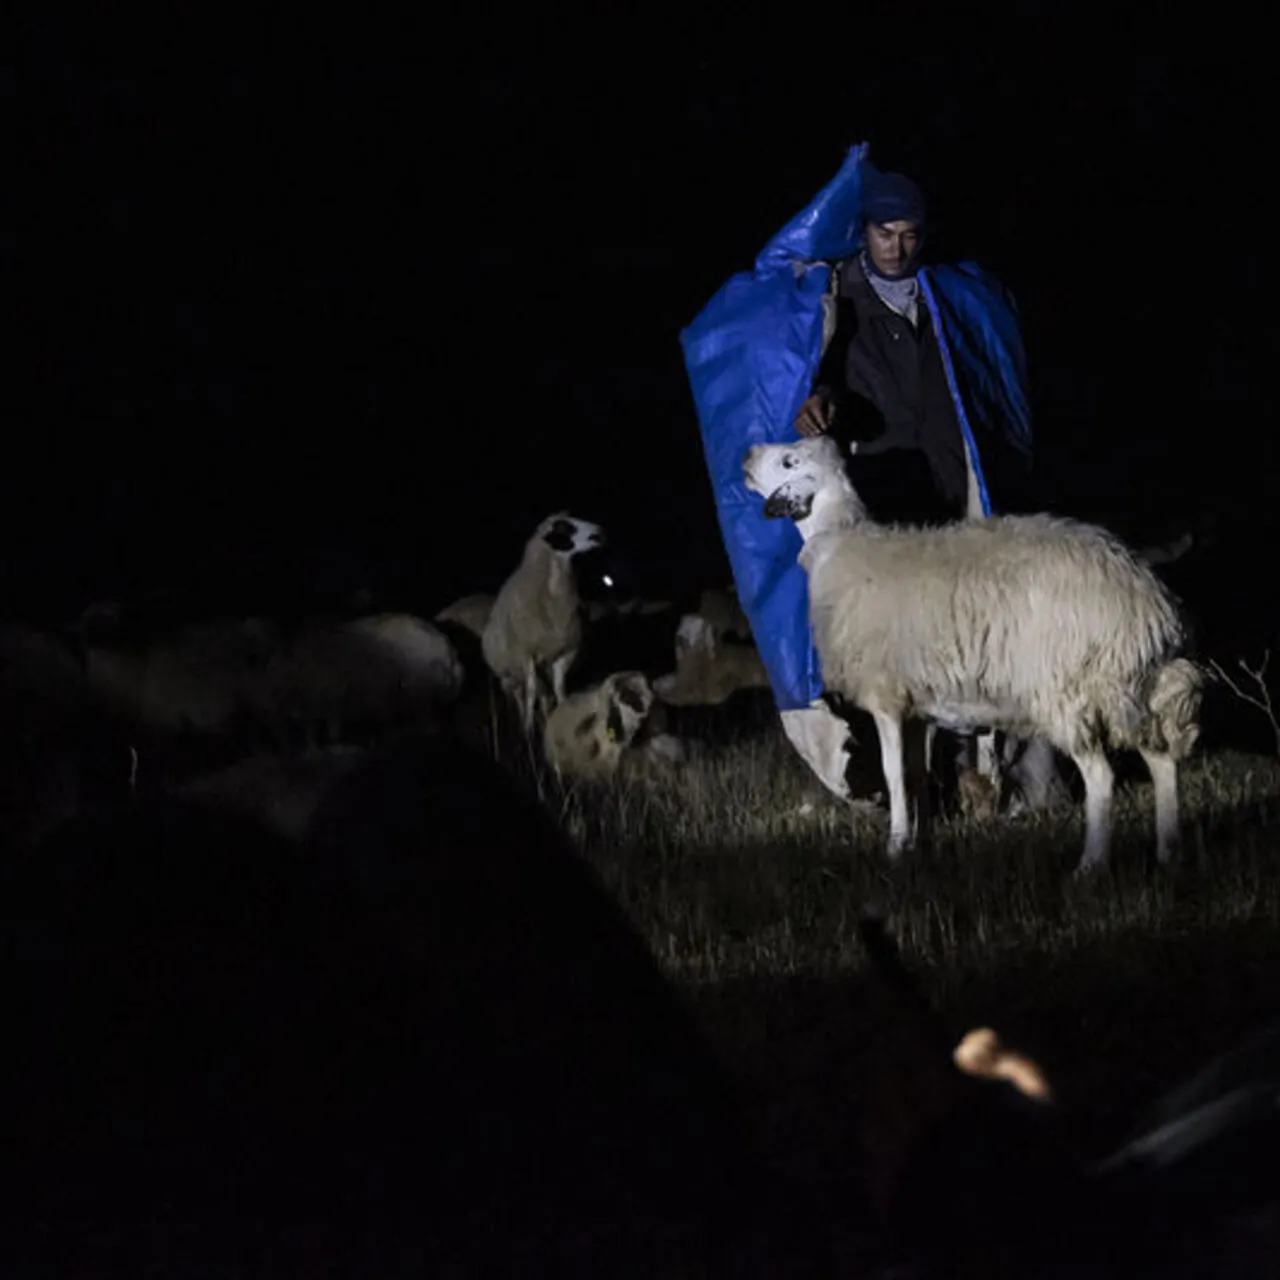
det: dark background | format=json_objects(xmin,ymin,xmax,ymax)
[{"xmin": 12, "ymin": 18, "xmax": 1277, "ymax": 628}]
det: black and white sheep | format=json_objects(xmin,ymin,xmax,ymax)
[
  {"xmin": 743, "ymin": 435, "xmax": 1204, "ymax": 875},
  {"xmin": 481, "ymin": 512, "xmax": 604, "ymax": 732},
  {"xmin": 542, "ymin": 669, "xmax": 683, "ymax": 782}
]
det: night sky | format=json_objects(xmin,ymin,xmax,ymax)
[{"xmin": 14, "ymin": 22, "xmax": 1278, "ymax": 627}]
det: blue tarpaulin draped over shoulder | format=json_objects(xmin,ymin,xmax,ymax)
[{"xmin": 679, "ymin": 143, "xmax": 1033, "ymax": 712}]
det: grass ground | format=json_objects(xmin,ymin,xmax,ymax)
[{"xmin": 507, "ymin": 710, "xmax": 1280, "ymax": 1260}]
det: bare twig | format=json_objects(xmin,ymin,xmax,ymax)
[{"xmin": 1208, "ymin": 650, "xmax": 1280, "ymax": 755}]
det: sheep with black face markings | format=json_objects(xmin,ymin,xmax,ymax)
[
  {"xmin": 543, "ymin": 670, "xmax": 683, "ymax": 783},
  {"xmin": 481, "ymin": 512, "xmax": 604, "ymax": 732},
  {"xmin": 743, "ymin": 435, "xmax": 1203, "ymax": 876}
]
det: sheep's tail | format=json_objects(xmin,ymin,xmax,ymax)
[{"xmin": 1149, "ymin": 657, "xmax": 1205, "ymax": 759}]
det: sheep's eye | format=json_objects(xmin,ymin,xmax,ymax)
[{"xmin": 783, "ymin": 455, "xmax": 797, "ymax": 470}]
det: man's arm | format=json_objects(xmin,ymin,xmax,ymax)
[{"xmin": 796, "ymin": 287, "xmax": 855, "ymax": 437}]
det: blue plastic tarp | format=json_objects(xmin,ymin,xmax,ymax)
[{"xmin": 679, "ymin": 143, "xmax": 1032, "ymax": 711}]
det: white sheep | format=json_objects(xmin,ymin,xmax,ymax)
[
  {"xmin": 652, "ymin": 613, "xmax": 772, "ymax": 707},
  {"xmin": 743, "ymin": 435, "xmax": 1203, "ymax": 875},
  {"xmin": 543, "ymin": 669, "xmax": 684, "ymax": 782},
  {"xmin": 481, "ymin": 512, "xmax": 604, "ymax": 732}
]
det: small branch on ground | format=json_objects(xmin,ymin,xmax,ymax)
[{"xmin": 1208, "ymin": 650, "xmax": 1280, "ymax": 756}]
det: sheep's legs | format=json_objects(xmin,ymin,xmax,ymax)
[
  {"xmin": 1011, "ymin": 736, "xmax": 1066, "ymax": 813},
  {"xmin": 550, "ymin": 651, "xmax": 575, "ymax": 708},
  {"xmin": 1070, "ymin": 750, "xmax": 1114, "ymax": 875},
  {"xmin": 923, "ymin": 722, "xmax": 938, "ymax": 777},
  {"xmin": 1139, "ymin": 748, "xmax": 1181, "ymax": 864},
  {"xmin": 904, "ymin": 719, "xmax": 934, "ymax": 849},
  {"xmin": 976, "ymin": 730, "xmax": 1000, "ymax": 789},
  {"xmin": 870, "ymin": 710, "xmax": 912, "ymax": 858},
  {"xmin": 521, "ymin": 662, "xmax": 539, "ymax": 735}
]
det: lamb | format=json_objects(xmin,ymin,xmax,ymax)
[
  {"xmin": 543, "ymin": 670, "xmax": 683, "ymax": 782},
  {"xmin": 743, "ymin": 435, "xmax": 1204, "ymax": 875},
  {"xmin": 481, "ymin": 512, "xmax": 604, "ymax": 732},
  {"xmin": 652, "ymin": 613, "xmax": 772, "ymax": 707}
]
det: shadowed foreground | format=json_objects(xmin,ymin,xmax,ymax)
[{"xmin": 0, "ymin": 733, "xmax": 765, "ymax": 1277}]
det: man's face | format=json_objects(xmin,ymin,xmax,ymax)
[{"xmin": 865, "ymin": 219, "xmax": 922, "ymax": 278}]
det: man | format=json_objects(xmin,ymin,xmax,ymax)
[
  {"xmin": 797, "ymin": 169, "xmax": 985, "ymax": 527},
  {"xmin": 680, "ymin": 145, "xmax": 1062, "ymax": 813},
  {"xmin": 797, "ymin": 165, "xmax": 1062, "ymax": 810}
]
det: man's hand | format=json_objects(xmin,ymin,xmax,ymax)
[{"xmin": 795, "ymin": 391, "xmax": 834, "ymax": 438}]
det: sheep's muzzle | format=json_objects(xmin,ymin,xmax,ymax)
[{"xmin": 762, "ymin": 490, "xmax": 813, "ymax": 520}]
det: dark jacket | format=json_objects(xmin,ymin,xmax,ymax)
[{"xmin": 815, "ymin": 256, "xmax": 1034, "ymax": 523}]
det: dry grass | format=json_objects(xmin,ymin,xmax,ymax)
[
  {"xmin": 542, "ymin": 728, "xmax": 1280, "ymax": 987},
  {"xmin": 502, "ymin": 718, "xmax": 1280, "ymax": 1247}
]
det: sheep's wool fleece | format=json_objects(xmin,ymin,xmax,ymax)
[{"xmin": 805, "ymin": 513, "xmax": 1186, "ymax": 749}]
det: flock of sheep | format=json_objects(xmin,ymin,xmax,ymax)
[
  {"xmin": 0, "ymin": 435, "xmax": 1266, "ymax": 1274},
  {"xmin": 0, "ymin": 507, "xmax": 777, "ymax": 855},
  {"xmin": 452, "ymin": 436, "xmax": 1207, "ymax": 878},
  {"xmin": 2, "ymin": 428, "xmax": 1207, "ymax": 876}
]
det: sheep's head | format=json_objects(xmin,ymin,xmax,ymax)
[
  {"xmin": 601, "ymin": 671, "xmax": 655, "ymax": 745},
  {"xmin": 675, "ymin": 613, "xmax": 717, "ymax": 659},
  {"xmin": 537, "ymin": 513, "xmax": 606, "ymax": 557},
  {"xmin": 743, "ymin": 436, "xmax": 848, "ymax": 521}
]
